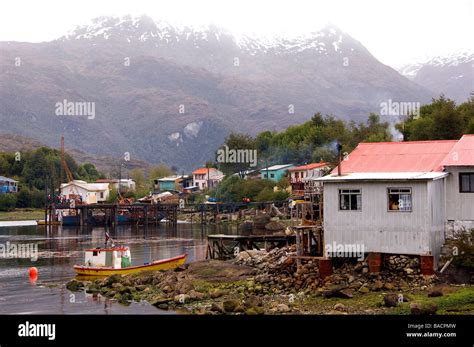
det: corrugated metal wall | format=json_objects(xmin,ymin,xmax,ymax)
[
  {"xmin": 427, "ymin": 178, "xmax": 446, "ymax": 263},
  {"xmin": 323, "ymin": 180, "xmax": 441, "ymax": 255},
  {"xmin": 445, "ymin": 167, "xmax": 474, "ymax": 220}
]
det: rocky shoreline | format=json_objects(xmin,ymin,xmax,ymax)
[{"xmin": 66, "ymin": 246, "xmax": 473, "ymax": 315}]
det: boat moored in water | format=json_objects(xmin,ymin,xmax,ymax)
[{"xmin": 73, "ymin": 246, "xmax": 187, "ymax": 276}]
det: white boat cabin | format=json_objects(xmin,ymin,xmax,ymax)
[{"xmin": 84, "ymin": 247, "xmax": 131, "ymax": 269}]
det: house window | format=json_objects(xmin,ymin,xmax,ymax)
[
  {"xmin": 100, "ymin": 192, "xmax": 104, "ymax": 199},
  {"xmin": 388, "ymin": 188, "xmax": 412, "ymax": 211},
  {"xmin": 459, "ymin": 173, "xmax": 474, "ymax": 193},
  {"xmin": 339, "ymin": 189, "xmax": 361, "ymax": 211},
  {"xmin": 263, "ymin": 174, "xmax": 268, "ymax": 178},
  {"xmin": 270, "ymin": 173, "xmax": 275, "ymax": 178}
]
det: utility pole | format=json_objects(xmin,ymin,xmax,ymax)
[
  {"xmin": 119, "ymin": 162, "xmax": 122, "ymax": 194},
  {"xmin": 59, "ymin": 138, "xmax": 63, "ymax": 196},
  {"xmin": 266, "ymin": 160, "xmax": 269, "ymax": 180}
]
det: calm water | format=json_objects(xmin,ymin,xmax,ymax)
[{"xmin": 0, "ymin": 222, "xmax": 234, "ymax": 314}]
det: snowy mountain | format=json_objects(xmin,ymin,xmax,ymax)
[
  {"xmin": 1, "ymin": 15, "xmax": 433, "ymax": 170},
  {"xmin": 398, "ymin": 52, "xmax": 473, "ymax": 102}
]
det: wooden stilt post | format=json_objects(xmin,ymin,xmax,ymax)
[
  {"xmin": 144, "ymin": 205, "xmax": 149, "ymax": 232},
  {"xmin": 79, "ymin": 207, "xmax": 83, "ymax": 228}
]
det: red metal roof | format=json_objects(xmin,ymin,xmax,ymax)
[
  {"xmin": 441, "ymin": 135, "xmax": 474, "ymax": 166},
  {"xmin": 333, "ymin": 140, "xmax": 458, "ymax": 174},
  {"xmin": 288, "ymin": 162, "xmax": 328, "ymax": 171},
  {"xmin": 193, "ymin": 167, "xmax": 218, "ymax": 175}
]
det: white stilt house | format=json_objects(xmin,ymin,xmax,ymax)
[{"xmin": 315, "ymin": 135, "xmax": 474, "ymax": 272}]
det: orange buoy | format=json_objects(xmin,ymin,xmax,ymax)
[{"xmin": 29, "ymin": 267, "xmax": 38, "ymax": 278}]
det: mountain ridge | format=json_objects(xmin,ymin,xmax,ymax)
[
  {"xmin": 1, "ymin": 15, "xmax": 436, "ymax": 171},
  {"xmin": 398, "ymin": 51, "xmax": 474, "ymax": 102}
]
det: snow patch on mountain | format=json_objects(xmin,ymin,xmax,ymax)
[
  {"xmin": 183, "ymin": 121, "xmax": 203, "ymax": 138},
  {"xmin": 61, "ymin": 15, "xmax": 355, "ymax": 57},
  {"xmin": 398, "ymin": 51, "xmax": 474, "ymax": 79}
]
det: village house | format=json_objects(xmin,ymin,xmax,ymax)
[
  {"xmin": 154, "ymin": 175, "xmax": 192, "ymax": 192},
  {"xmin": 0, "ymin": 176, "xmax": 18, "ymax": 194},
  {"xmin": 232, "ymin": 169, "xmax": 261, "ymax": 180},
  {"xmin": 95, "ymin": 178, "xmax": 136, "ymax": 192},
  {"xmin": 288, "ymin": 162, "xmax": 329, "ymax": 195},
  {"xmin": 315, "ymin": 135, "xmax": 474, "ymax": 273},
  {"xmin": 260, "ymin": 164, "xmax": 294, "ymax": 182},
  {"xmin": 192, "ymin": 168, "xmax": 224, "ymax": 190},
  {"xmin": 60, "ymin": 180, "xmax": 110, "ymax": 204}
]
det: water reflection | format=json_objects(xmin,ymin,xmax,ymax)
[{"xmin": 0, "ymin": 222, "xmax": 237, "ymax": 314}]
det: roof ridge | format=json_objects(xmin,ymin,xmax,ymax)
[{"xmin": 358, "ymin": 139, "xmax": 458, "ymax": 145}]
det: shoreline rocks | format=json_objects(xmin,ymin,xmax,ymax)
[{"xmin": 64, "ymin": 245, "xmax": 465, "ymax": 315}]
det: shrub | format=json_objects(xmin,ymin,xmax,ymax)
[
  {"xmin": 0, "ymin": 194, "xmax": 17, "ymax": 211},
  {"xmin": 452, "ymin": 228, "xmax": 474, "ymax": 269},
  {"xmin": 16, "ymin": 189, "xmax": 32, "ymax": 208},
  {"xmin": 30, "ymin": 189, "xmax": 45, "ymax": 208}
]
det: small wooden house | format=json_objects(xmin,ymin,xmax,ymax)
[
  {"xmin": 0, "ymin": 176, "xmax": 18, "ymax": 194},
  {"xmin": 60, "ymin": 180, "xmax": 110, "ymax": 204},
  {"xmin": 315, "ymin": 135, "xmax": 474, "ymax": 271},
  {"xmin": 260, "ymin": 164, "xmax": 294, "ymax": 182},
  {"xmin": 288, "ymin": 162, "xmax": 329, "ymax": 195},
  {"xmin": 192, "ymin": 168, "xmax": 224, "ymax": 190},
  {"xmin": 154, "ymin": 175, "xmax": 192, "ymax": 192}
]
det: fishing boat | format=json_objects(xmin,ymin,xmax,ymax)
[
  {"xmin": 62, "ymin": 214, "xmax": 80, "ymax": 226},
  {"xmin": 73, "ymin": 246, "xmax": 187, "ymax": 276}
]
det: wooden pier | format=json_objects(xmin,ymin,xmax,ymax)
[
  {"xmin": 179, "ymin": 200, "xmax": 290, "ymax": 224},
  {"xmin": 206, "ymin": 233, "xmax": 296, "ymax": 260},
  {"xmin": 44, "ymin": 203, "xmax": 178, "ymax": 228}
]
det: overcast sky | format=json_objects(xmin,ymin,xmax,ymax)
[{"xmin": 1, "ymin": 0, "xmax": 472, "ymax": 67}]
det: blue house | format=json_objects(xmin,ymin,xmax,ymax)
[
  {"xmin": 154, "ymin": 175, "xmax": 192, "ymax": 192},
  {"xmin": 0, "ymin": 176, "xmax": 18, "ymax": 194},
  {"xmin": 260, "ymin": 164, "xmax": 294, "ymax": 182}
]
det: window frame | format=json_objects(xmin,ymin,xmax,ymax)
[
  {"xmin": 338, "ymin": 189, "xmax": 362, "ymax": 211},
  {"xmin": 387, "ymin": 187, "xmax": 413, "ymax": 212},
  {"xmin": 459, "ymin": 173, "xmax": 474, "ymax": 193}
]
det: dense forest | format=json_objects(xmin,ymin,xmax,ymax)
[
  {"xmin": 0, "ymin": 147, "xmax": 103, "ymax": 210},
  {"xmin": 397, "ymin": 95, "xmax": 474, "ymax": 140},
  {"xmin": 214, "ymin": 96, "xmax": 474, "ymax": 202},
  {"xmin": 217, "ymin": 96, "xmax": 474, "ymax": 176},
  {"xmin": 1, "ymin": 96, "xmax": 473, "ymax": 207}
]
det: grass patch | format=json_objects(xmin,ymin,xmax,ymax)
[
  {"xmin": 391, "ymin": 287, "xmax": 474, "ymax": 315},
  {"xmin": 0, "ymin": 208, "xmax": 44, "ymax": 221},
  {"xmin": 299, "ymin": 291, "xmax": 386, "ymax": 313}
]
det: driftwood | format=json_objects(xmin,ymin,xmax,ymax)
[{"xmin": 440, "ymin": 258, "xmax": 453, "ymax": 273}]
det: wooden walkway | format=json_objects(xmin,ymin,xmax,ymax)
[
  {"xmin": 44, "ymin": 203, "xmax": 178, "ymax": 227},
  {"xmin": 179, "ymin": 200, "xmax": 290, "ymax": 224}
]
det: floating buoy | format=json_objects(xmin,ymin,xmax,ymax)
[{"xmin": 28, "ymin": 267, "xmax": 38, "ymax": 278}]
